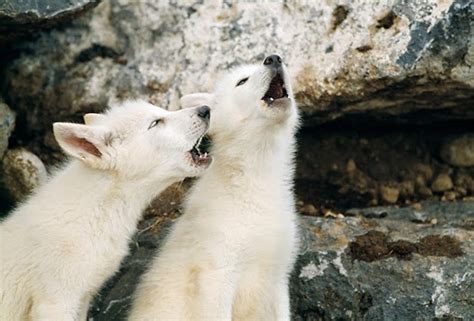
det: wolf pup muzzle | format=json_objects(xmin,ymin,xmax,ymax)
[{"xmin": 262, "ymin": 54, "xmax": 289, "ymax": 105}]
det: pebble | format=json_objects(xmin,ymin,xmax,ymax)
[
  {"xmin": 431, "ymin": 173, "xmax": 453, "ymax": 192},
  {"xmin": 414, "ymin": 163, "xmax": 433, "ymax": 181},
  {"xmin": 399, "ymin": 180, "xmax": 415, "ymax": 197},
  {"xmin": 346, "ymin": 159, "xmax": 357, "ymax": 173},
  {"xmin": 417, "ymin": 185, "xmax": 433, "ymax": 198},
  {"xmin": 442, "ymin": 191, "xmax": 457, "ymax": 202},
  {"xmin": 379, "ymin": 185, "xmax": 400, "ymax": 204},
  {"xmin": 412, "ymin": 202, "xmax": 423, "ymax": 211},
  {"xmin": 300, "ymin": 204, "xmax": 318, "ymax": 216},
  {"xmin": 415, "ymin": 175, "xmax": 427, "ymax": 188}
]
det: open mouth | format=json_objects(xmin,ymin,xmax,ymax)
[
  {"xmin": 262, "ymin": 72, "xmax": 288, "ymax": 105},
  {"xmin": 189, "ymin": 134, "xmax": 212, "ymax": 167}
]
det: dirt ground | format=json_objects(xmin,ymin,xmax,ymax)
[{"xmin": 295, "ymin": 121, "xmax": 474, "ymax": 216}]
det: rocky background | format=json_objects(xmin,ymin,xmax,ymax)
[{"xmin": 0, "ymin": 1, "xmax": 473, "ymax": 320}]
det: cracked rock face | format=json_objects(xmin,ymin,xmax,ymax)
[
  {"xmin": 88, "ymin": 201, "xmax": 474, "ymax": 321},
  {"xmin": 1, "ymin": 0, "xmax": 473, "ymax": 158}
]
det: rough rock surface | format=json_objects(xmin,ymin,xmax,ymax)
[
  {"xmin": 0, "ymin": 0, "xmax": 100, "ymax": 44},
  {"xmin": 0, "ymin": 100, "xmax": 14, "ymax": 159},
  {"xmin": 1, "ymin": 0, "xmax": 473, "ymax": 156},
  {"xmin": 88, "ymin": 201, "xmax": 473, "ymax": 321},
  {"xmin": 1, "ymin": 148, "xmax": 47, "ymax": 201}
]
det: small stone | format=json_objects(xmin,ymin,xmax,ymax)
[
  {"xmin": 417, "ymin": 186, "xmax": 433, "ymax": 198},
  {"xmin": 323, "ymin": 210, "xmax": 338, "ymax": 218},
  {"xmin": 415, "ymin": 175, "xmax": 426, "ymax": 188},
  {"xmin": 454, "ymin": 173, "xmax": 474, "ymax": 194},
  {"xmin": 300, "ymin": 204, "xmax": 318, "ymax": 216},
  {"xmin": 412, "ymin": 202, "xmax": 423, "ymax": 211},
  {"xmin": 399, "ymin": 180, "xmax": 415, "ymax": 197},
  {"xmin": 440, "ymin": 135, "xmax": 474, "ymax": 167},
  {"xmin": 442, "ymin": 191, "xmax": 456, "ymax": 202},
  {"xmin": 379, "ymin": 185, "xmax": 399, "ymax": 204},
  {"xmin": 414, "ymin": 163, "xmax": 433, "ymax": 181},
  {"xmin": 455, "ymin": 186, "xmax": 467, "ymax": 196},
  {"xmin": 1, "ymin": 148, "xmax": 47, "ymax": 201},
  {"xmin": 431, "ymin": 174, "xmax": 453, "ymax": 192},
  {"xmin": 346, "ymin": 159, "xmax": 357, "ymax": 173}
]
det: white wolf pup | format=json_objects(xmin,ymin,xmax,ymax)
[
  {"xmin": 0, "ymin": 101, "xmax": 212, "ymax": 321},
  {"xmin": 129, "ymin": 55, "xmax": 299, "ymax": 321}
]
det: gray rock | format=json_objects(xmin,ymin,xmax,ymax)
[
  {"xmin": 292, "ymin": 202, "xmax": 473, "ymax": 321},
  {"xmin": 1, "ymin": 0, "xmax": 473, "ymax": 152},
  {"xmin": 0, "ymin": 0, "xmax": 101, "ymax": 44},
  {"xmin": 0, "ymin": 100, "xmax": 15, "ymax": 159},
  {"xmin": 441, "ymin": 135, "xmax": 474, "ymax": 167},
  {"xmin": 1, "ymin": 148, "xmax": 47, "ymax": 201},
  {"xmin": 89, "ymin": 201, "xmax": 474, "ymax": 321}
]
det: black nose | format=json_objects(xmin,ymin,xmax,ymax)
[
  {"xmin": 197, "ymin": 105, "xmax": 210, "ymax": 120},
  {"xmin": 263, "ymin": 54, "xmax": 282, "ymax": 68}
]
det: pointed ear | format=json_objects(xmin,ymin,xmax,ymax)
[
  {"xmin": 83, "ymin": 113, "xmax": 106, "ymax": 125},
  {"xmin": 180, "ymin": 93, "xmax": 213, "ymax": 109},
  {"xmin": 53, "ymin": 122, "xmax": 112, "ymax": 168}
]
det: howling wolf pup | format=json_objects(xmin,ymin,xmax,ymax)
[
  {"xmin": 129, "ymin": 55, "xmax": 300, "ymax": 321},
  {"xmin": 0, "ymin": 101, "xmax": 212, "ymax": 321}
]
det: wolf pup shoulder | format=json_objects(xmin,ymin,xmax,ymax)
[
  {"xmin": 0, "ymin": 101, "xmax": 211, "ymax": 321},
  {"xmin": 129, "ymin": 55, "xmax": 299, "ymax": 321}
]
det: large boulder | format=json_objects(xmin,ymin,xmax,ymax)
[
  {"xmin": 1, "ymin": 0, "xmax": 472, "ymax": 155},
  {"xmin": 88, "ymin": 201, "xmax": 473, "ymax": 320},
  {"xmin": 291, "ymin": 202, "xmax": 473, "ymax": 321}
]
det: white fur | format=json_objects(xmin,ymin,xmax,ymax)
[
  {"xmin": 129, "ymin": 59, "xmax": 300, "ymax": 321},
  {"xmin": 0, "ymin": 101, "xmax": 210, "ymax": 321}
]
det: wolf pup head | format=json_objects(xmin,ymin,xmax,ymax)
[
  {"xmin": 53, "ymin": 101, "xmax": 212, "ymax": 180},
  {"xmin": 180, "ymin": 54, "xmax": 298, "ymax": 144}
]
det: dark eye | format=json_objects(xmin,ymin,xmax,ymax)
[
  {"xmin": 148, "ymin": 119, "xmax": 162, "ymax": 129},
  {"xmin": 236, "ymin": 77, "xmax": 249, "ymax": 87}
]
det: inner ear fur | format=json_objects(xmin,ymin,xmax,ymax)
[
  {"xmin": 64, "ymin": 135, "xmax": 102, "ymax": 157},
  {"xmin": 53, "ymin": 122, "xmax": 110, "ymax": 161}
]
